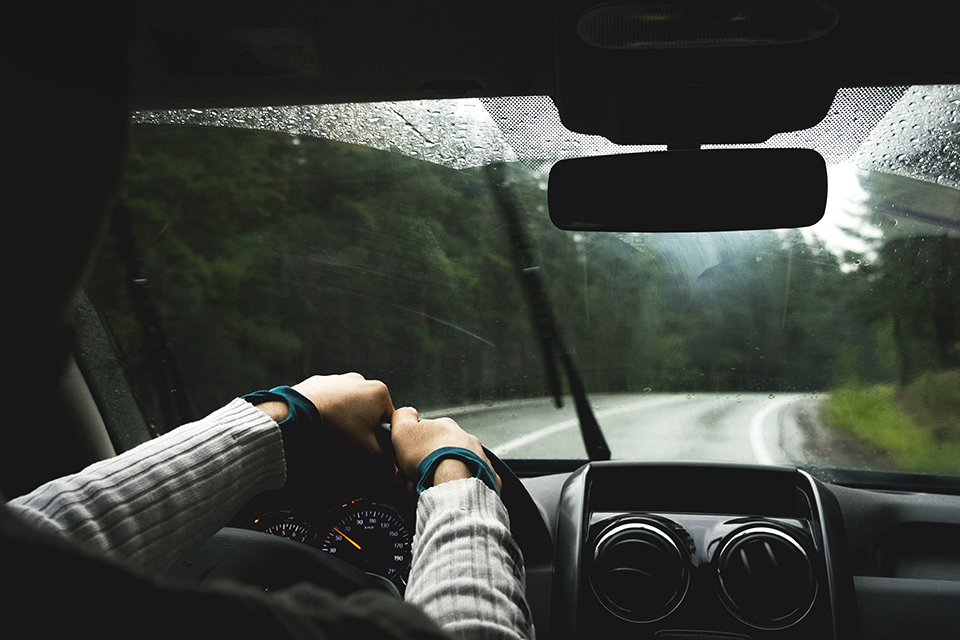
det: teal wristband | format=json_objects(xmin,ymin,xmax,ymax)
[
  {"xmin": 416, "ymin": 446, "xmax": 499, "ymax": 495},
  {"xmin": 241, "ymin": 386, "xmax": 323, "ymax": 483},
  {"xmin": 241, "ymin": 386, "xmax": 322, "ymax": 433}
]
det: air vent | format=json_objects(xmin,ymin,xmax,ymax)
[
  {"xmin": 716, "ymin": 526, "xmax": 817, "ymax": 629},
  {"xmin": 591, "ymin": 518, "xmax": 689, "ymax": 622}
]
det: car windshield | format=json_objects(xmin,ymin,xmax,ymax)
[{"xmin": 86, "ymin": 85, "xmax": 959, "ymax": 479}]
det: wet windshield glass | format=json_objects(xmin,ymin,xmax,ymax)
[{"xmin": 88, "ymin": 86, "xmax": 959, "ymax": 477}]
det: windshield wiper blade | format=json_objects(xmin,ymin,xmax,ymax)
[
  {"xmin": 485, "ymin": 164, "xmax": 611, "ymax": 461},
  {"xmin": 112, "ymin": 200, "xmax": 197, "ymax": 435}
]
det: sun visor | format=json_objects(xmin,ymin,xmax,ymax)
[{"xmin": 552, "ymin": 0, "xmax": 842, "ymax": 145}]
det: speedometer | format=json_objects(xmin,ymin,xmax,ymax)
[{"xmin": 316, "ymin": 500, "xmax": 412, "ymax": 579}]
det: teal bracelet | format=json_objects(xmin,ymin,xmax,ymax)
[
  {"xmin": 241, "ymin": 386, "xmax": 323, "ymax": 482},
  {"xmin": 241, "ymin": 386, "xmax": 322, "ymax": 434},
  {"xmin": 415, "ymin": 447, "xmax": 499, "ymax": 495}
]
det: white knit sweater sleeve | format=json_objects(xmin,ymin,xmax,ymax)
[
  {"xmin": 405, "ymin": 478, "xmax": 535, "ymax": 640},
  {"xmin": 5, "ymin": 398, "xmax": 286, "ymax": 573}
]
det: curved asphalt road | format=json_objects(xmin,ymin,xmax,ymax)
[{"xmin": 423, "ymin": 392, "xmax": 859, "ymax": 468}]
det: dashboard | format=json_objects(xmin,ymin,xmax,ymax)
[
  {"xmin": 548, "ymin": 463, "xmax": 851, "ymax": 639},
  {"xmin": 247, "ymin": 499, "xmax": 413, "ymax": 582},
  {"xmin": 200, "ymin": 460, "xmax": 960, "ymax": 639},
  {"xmin": 229, "ymin": 478, "xmax": 418, "ymax": 592},
  {"xmin": 524, "ymin": 461, "xmax": 960, "ymax": 640}
]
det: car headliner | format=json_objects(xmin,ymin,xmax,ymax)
[{"xmin": 123, "ymin": 0, "xmax": 958, "ymax": 146}]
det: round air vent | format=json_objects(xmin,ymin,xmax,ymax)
[
  {"xmin": 716, "ymin": 525, "xmax": 817, "ymax": 629},
  {"xmin": 591, "ymin": 518, "xmax": 689, "ymax": 622}
]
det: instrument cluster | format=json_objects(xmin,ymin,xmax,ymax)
[{"xmin": 246, "ymin": 495, "xmax": 415, "ymax": 588}]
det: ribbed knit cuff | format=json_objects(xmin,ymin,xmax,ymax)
[
  {"xmin": 6, "ymin": 398, "xmax": 287, "ymax": 572},
  {"xmin": 415, "ymin": 477, "xmax": 510, "ymax": 534}
]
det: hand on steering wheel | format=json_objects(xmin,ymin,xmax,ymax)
[
  {"xmin": 254, "ymin": 373, "xmax": 502, "ymax": 495},
  {"xmin": 252, "ymin": 373, "xmax": 397, "ymax": 486},
  {"xmin": 291, "ymin": 373, "xmax": 396, "ymax": 456},
  {"xmin": 390, "ymin": 407, "xmax": 502, "ymax": 494}
]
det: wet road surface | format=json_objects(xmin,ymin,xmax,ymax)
[{"xmin": 424, "ymin": 392, "xmax": 894, "ymax": 470}]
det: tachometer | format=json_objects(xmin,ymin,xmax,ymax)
[
  {"xmin": 252, "ymin": 511, "xmax": 313, "ymax": 543},
  {"xmin": 316, "ymin": 500, "xmax": 412, "ymax": 579}
]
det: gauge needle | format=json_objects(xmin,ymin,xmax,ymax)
[{"xmin": 333, "ymin": 527, "xmax": 362, "ymax": 551}]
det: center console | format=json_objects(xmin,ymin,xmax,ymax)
[{"xmin": 551, "ymin": 462, "xmax": 857, "ymax": 639}]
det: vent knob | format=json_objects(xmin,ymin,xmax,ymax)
[
  {"xmin": 591, "ymin": 518, "xmax": 688, "ymax": 622},
  {"xmin": 716, "ymin": 526, "xmax": 817, "ymax": 629}
]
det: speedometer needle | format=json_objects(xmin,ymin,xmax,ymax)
[{"xmin": 333, "ymin": 527, "xmax": 362, "ymax": 550}]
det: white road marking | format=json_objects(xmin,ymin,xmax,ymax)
[
  {"xmin": 748, "ymin": 395, "xmax": 799, "ymax": 465},
  {"xmin": 493, "ymin": 395, "xmax": 689, "ymax": 456},
  {"xmin": 422, "ymin": 396, "xmax": 548, "ymax": 419}
]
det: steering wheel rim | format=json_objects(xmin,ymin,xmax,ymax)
[
  {"xmin": 170, "ymin": 526, "xmax": 401, "ymax": 596},
  {"xmin": 481, "ymin": 445, "xmax": 553, "ymax": 565}
]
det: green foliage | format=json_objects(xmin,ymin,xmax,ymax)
[
  {"xmin": 840, "ymin": 172, "xmax": 960, "ymax": 384},
  {"xmin": 87, "ymin": 123, "xmax": 956, "ymax": 454},
  {"xmin": 902, "ymin": 370, "xmax": 960, "ymax": 444},
  {"xmin": 826, "ymin": 375, "xmax": 960, "ymax": 474}
]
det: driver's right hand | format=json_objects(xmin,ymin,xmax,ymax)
[{"xmin": 390, "ymin": 407, "xmax": 502, "ymax": 493}]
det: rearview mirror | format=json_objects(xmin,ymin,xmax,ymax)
[{"xmin": 548, "ymin": 149, "xmax": 827, "ymax": 232}]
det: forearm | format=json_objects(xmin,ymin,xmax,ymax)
[
  {"xmin": 405, "ymin": 478, "xmax": 535, "ymax": 640},
  {"xmin": 5, "ymin": 398, "xmax": 286, "ymax": 573}
]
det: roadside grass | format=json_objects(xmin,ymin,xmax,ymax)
[{"xmin": 825, "ymin": 370, "xmax": 960, "ymax": 475}]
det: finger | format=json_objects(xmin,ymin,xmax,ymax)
[
  {"xmin": 371, "ymin": 381, "xmax": 396, "ymax": 421},
  {"xmin": 391, "ymin": 406, "xmax": 420, "ymax": 431},
  {"xmin": 390, "ymin": 407, "xmax": 423, "ymax": 476}
]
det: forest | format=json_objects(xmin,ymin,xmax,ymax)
[{"xmin": 86, "ymin": 124, "xmax": 959, "ymax": 454}]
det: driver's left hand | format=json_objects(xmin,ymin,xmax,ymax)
[
  {"xmin": 291, "ymin": 373, "xmax": 396, "ymax": 456},
  {"xmin": 252, "ymin": 373, "xmax": 397, "ymax": 486}
]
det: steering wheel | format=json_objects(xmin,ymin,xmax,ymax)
[
  {"xmin": 171, "ymin": 425, "xmax": 551, "ymax": 595},
  {"xmin": 171, "ymin": 525, "xmax": 402, "ymax": 596}
]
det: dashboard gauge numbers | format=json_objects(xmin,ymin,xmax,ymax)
[
  {"xmin": 317, "ymin": 501, "xmax": 412, "ymax": 579},
  {"xmin": 252, "ymin": 511, "xmax": 314, "ymax": 543}
]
